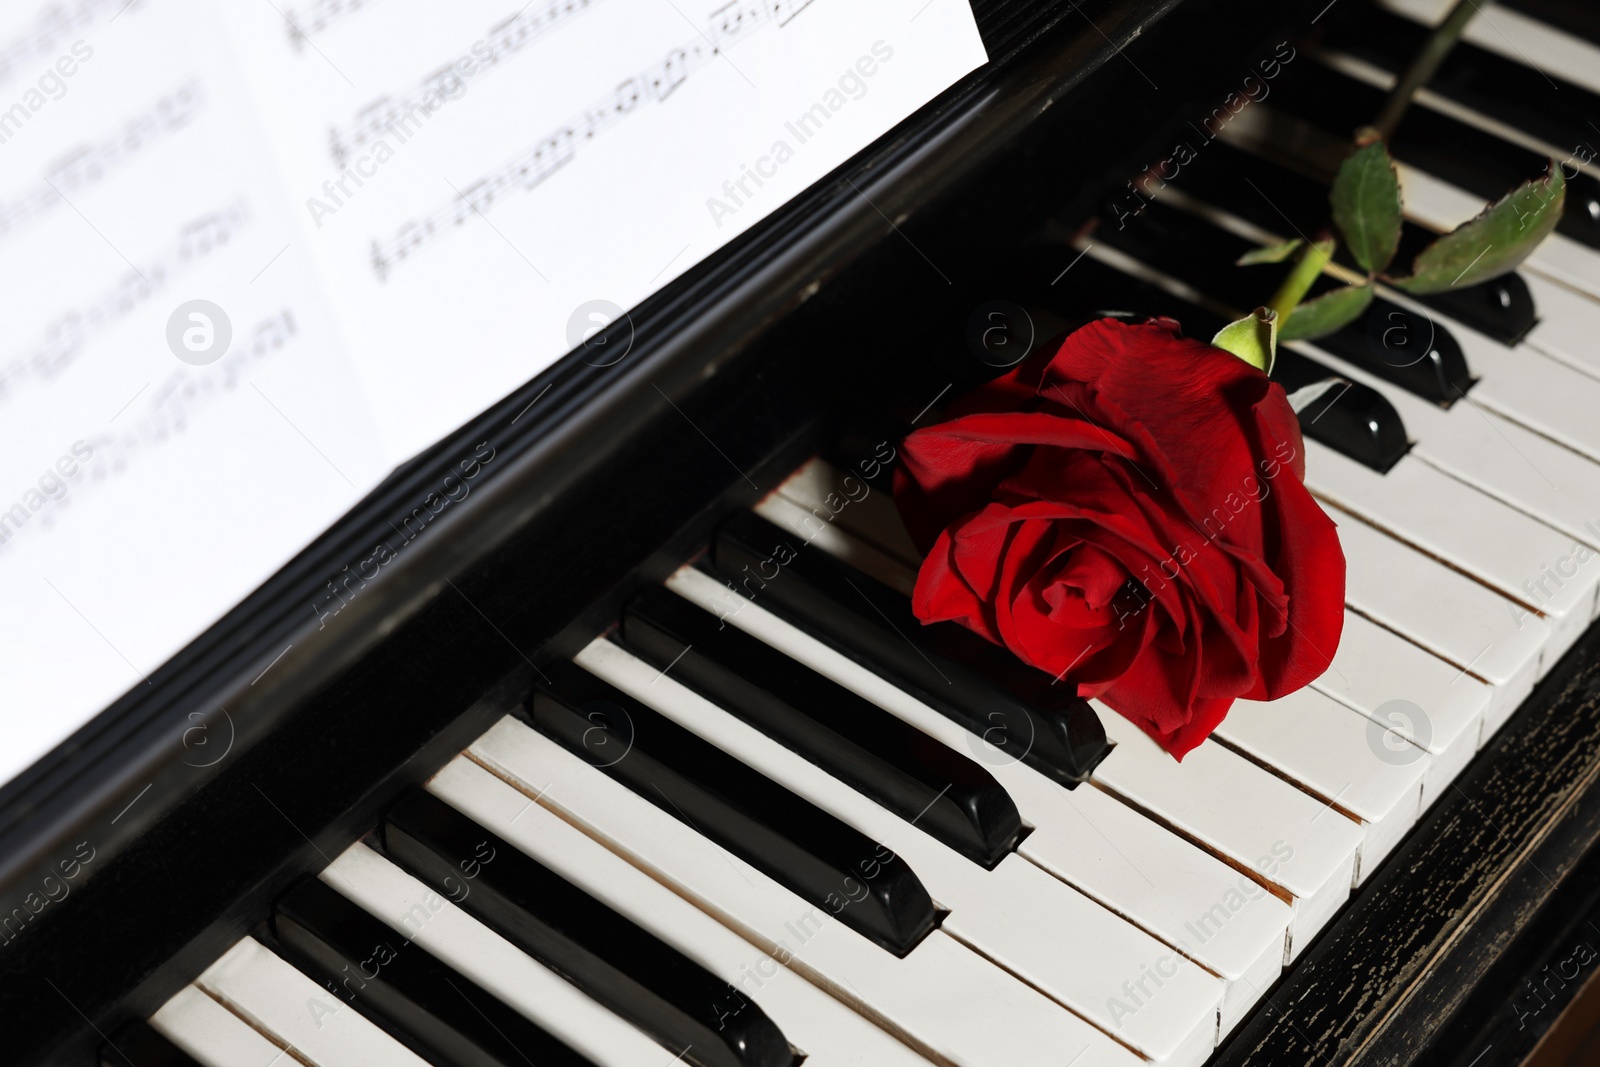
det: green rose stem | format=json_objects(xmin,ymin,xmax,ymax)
[
  {"xmin": 1268, "ymin": 236, "xmax": 1334, "ymax": 323},
  {"xmin": 1371, "ymin": 0, "xmax": 1479, "ymax": 141},
  {"xmin": 1241, "ymin": 1, "xmax": 1482, "ymax": 345}
]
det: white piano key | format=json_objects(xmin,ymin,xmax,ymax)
[
  {"xmin": 425, "ymin": 755, "xmax": 935, "ymax": 1067},
  {"xmin": 1287, "ymin": 334, "xmax": 1600, "ymax": 557},
  {"xmin": 195, "ymin": 937, "xmax": 431, "ymax": 1067},
  {"xmin": 1312, "ymin": 609, "xmax": 1491, "ymax": 807},
  {"xmin": 775, "ymin": 458, "xmax": 921, "ymax": 569},
  {"xmin": 1210, "ymin": 687, "xmax": 1429, "ymax": 885},
  {"xmin": 319, "ymin": 843, "xmax": 672, "ymax": 1067},
  {"xmin": 468, "ymin": 716, "xmax": 1147, "ymax": 1067},
  {"xmin": 149, "ymin": 985, "xmax": 288, "ymax": 1067},
  {"xmin": 1380, "ymin": 0, "xmax": 1600, "ymax": 98},
  {"xmin": 578, "ymin": 631, "xmax": 1225, "ymax": 1065},
  {"xmin": 667, "ymin": 566, "xmax": 1291, "ymax": 1036},
  {"xmin": 1521, "ymin": 271, "xmax": 1600, "ymax": 383},
  {"xmin": 1303, "ymin": 439, "xmax": 1599, "ymax": 658},
  {"xmin": 755, "ymin": 492, "xmax": 918, "ymax": 595},
  {"xmin": 1090, "ymin": 709, "xmax": 1360, "ymax": 962},
  {"xmin": 1333, "ymin": 506, "xmax": 1550, "ymax": 733}
]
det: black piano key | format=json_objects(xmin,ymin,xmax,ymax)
[
  {"xmin": 531, "ymin": 662, "xmax": 940, "ymax": 956},
  {"xmin": 273, "ymin": 877, "xmax": 600, "ymax": 1067},
  {"xmin": 1312, "ymin": 295, "xmax": 1475, "ymax": 406},
  {"xmin": 1269, "ymin": 57, "xmax": 1600, "ymax": 250},
  {"xmin": 1095, "ymin": 200, "xmax": 1475, "ymax": 405},
  {"xmin": 383, "ymin": 789, "xmax": 793, "ymax": 1067},
  {"xmin": 1173, "ymin": 142, "xmax": 1538, "ymax": 344},
  {"xmin": 710, "ymin": 512, "xmax": 1109, "ymax": 787},
  {"xmin": 1272, "ymin": 349, "xmax": 1411, "ymax": 472},
  {"xmin": 101, "ymin": 1023, "xmax": 204, "ymax": 1067},
  {"xmin": 621, "ymin": 586, "xmax": 1024, "ymax": 868}
]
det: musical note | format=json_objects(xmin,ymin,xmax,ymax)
[{"xmin": 451, "ymin": 178, "xmax": 499, "ymax": 224}]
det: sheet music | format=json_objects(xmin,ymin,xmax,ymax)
[
  {"xmin": 0, "ymin": 0, "xmax": 985, "ymax": 788},
  {"xmin": 213, "ymin": 0, "xmax": 988, "ymax": 459}
]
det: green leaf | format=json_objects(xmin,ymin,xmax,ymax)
[
  {"xmin": 1280, "ymin": 282, "xmax": 1375, "ymax": 342},
  {"xmin": 1237, "ymin": 237, "xmax": 1304, "ymax": 266},
  {"xmin": 1330, "ymin": 141, "xmax": 1403, "ymax": 274},
  {"xmin": 1212, "ymin": 306, "xmax": 1278, "ymax": 375},
  {"xmin": 1388, "ymin": 163, "xmax": 1566, "ymax": 294}
]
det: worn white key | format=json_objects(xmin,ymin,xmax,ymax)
[
  {"xmin": 580, "ymin": 630, "xmax": 1224, "ymax": 1065},
  {"xmin": 321, "ymin": 843, "xmax": 670, "ymax": 1067},
  {"xmin": 1313, "ymin": 609, "xmax": 1491, "ymax": 806},
  {"xmin": 1304, "ymin": 439, "xmax": 1598, "ymax": 658},
  {"xmin": 195, "ymin": 938, "xmax": 430, "ymax": 1067},
  {"xmin": 1211, "ymin": 687, "xmax": 1429, "ymax": 885},
  {"xmin": 1091, "ymin": 709, "xmax": 1360, "ymax": 962},
  {"xmin": 469, "ymin": 717, "xmax": 1146, "ymax": 1067},
  {"xmin": 775, "ymin": 457, "xmax": 921, "ymax": 568},
  {"xmin": 427, "ymin": 756, "xmax": 938, "ymax": 1067},
  {"xmin": 149, "ymin": 985, "xmax": 288, "ymax": 1067},
  {"xmin": 755, "ymin": 493, "xmax": 918, "ymax": 595},
  {"xmin": 668, "ymin": 566, "xmax": 1291, "ymax": 1037},
  {"xmin": 1522, "ymin": 271, "xmax": 1600, "ymax": 383},
  {"xmin": 1333, "ymin": 507, "xmax": 1550, "ymax": 733}
]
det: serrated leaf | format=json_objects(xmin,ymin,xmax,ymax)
[
  {"xmin": 1237, "ymin": 237, "xmax": 1304, "ymax": 266},
  {"xmin": 1331, "ymin": 141, "xmax": 1403, "ymax": 274},
  {"xmin": 1388, "ymin": 163, "xmax": 1566, "ymax": 294},
  {"xmin": 1212, "ymin": 306, "xmax": 1278, "ymax": 375},
  {"xmin": 1280, "ymin": 282, "xmax": 1375, "ymax": 342}
]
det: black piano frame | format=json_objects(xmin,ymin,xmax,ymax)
[{"xmin": 5, "ymin": 2, "xmax": 1599, "ymax": 1065}]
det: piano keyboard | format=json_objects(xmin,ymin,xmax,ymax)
[{"xmin": 117, "ymin": 3, "xmax": 1600, "ymax": 1064}]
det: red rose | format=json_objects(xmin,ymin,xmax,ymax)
[{"xmin": 893, "ymin": 317, "xmax": 1345, "ymax": 759}]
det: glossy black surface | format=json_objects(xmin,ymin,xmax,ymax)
[
  {"xmin": 1096, "ymin": 199, "xmax": 1475, "ymax": 405},
  {"xmin": 530, "ymin": 662, "xmax": 940, "ymax": 956},
  {"xmin": 710, "ymin": 512, "xmax": 1109, "ymax": 787},
  {"xmin": 1314, "ymin": 297, "xmax": 1476, "ymax": 407},
  {"xmin": 622, "ymin": 586, "xmax": 1023, "ymax": 867},
  {"xmin": 384, "ymin": 789, "xmax": 792, "ymax": 1067},
  {"xmin": 274, "ymin": 877, "xmax": 599, "ymax": 1067}
]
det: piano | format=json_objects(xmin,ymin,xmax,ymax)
[{"xmin": 8, "ymin": 0, "xmax": 1600, "ymax": 1064}]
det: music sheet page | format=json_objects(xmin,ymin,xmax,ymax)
[
  {"xmin": 0, "ymin": 0, "xmax": 986, "ymax": 786},
  {"xmin": 212, "ymin": 0, "xmax": 989, "ymax": 458}
]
